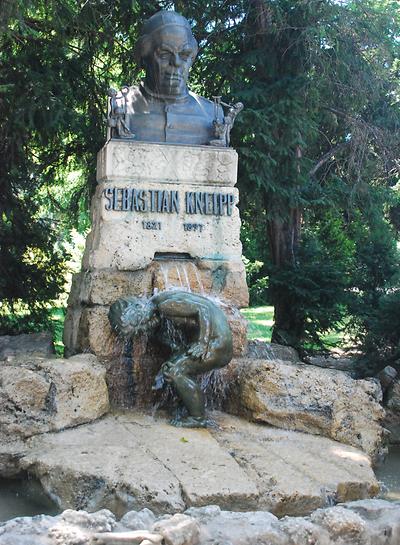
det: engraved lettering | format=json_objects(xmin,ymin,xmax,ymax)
[
  {"xmin": 104, "ymin": 188, "xmax": 113, "ymax": 210},
  {"xmin": 171, "ymin": 191, "xmax": 179, "ymax": 213},
  {"xmin": 227, "ymin": 194, "xmax": 235, "ymax": 216},
  {"xmin": 138, "ymin": 190, "xmax": 147, "ymax": 211},
  {"xmin": 122, "ymin": 188, "xmax": 131, "ymax": 211},
  {"xmin": 195, "ymin": 192, "xmax": 205, "ymax": 214},
  {"xmin": 186, "ymin": 192, "xmax": 195, "ymax": 214}
]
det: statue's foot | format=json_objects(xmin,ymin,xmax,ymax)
[{"xmin": 170, "ymin": 416, "xmax": 210, "ymax": 428}]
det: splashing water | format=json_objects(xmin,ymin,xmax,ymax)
[
  {"xmin": 190, "ymin": 261, "xmax": 205, "ymax": 294},
  {"xmin": 159, "ymin": 261, "xmax": 206, "ymax": 292}
]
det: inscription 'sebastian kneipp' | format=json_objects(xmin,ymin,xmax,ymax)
[{"xmin": 103, "ymin": 187, "xmax": 236, "ymax": 216}]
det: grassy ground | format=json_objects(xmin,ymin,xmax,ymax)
[
  {"xmin": 241, "ymin": 306, "xmax": 274, "ymax": 343},
  {"xmin": 50, "ymin": 307, "xmax": 66, "ymax": 356},
  {"xmin": 241, "ymin": 306, "xmax": 345, "ymax": 348}
]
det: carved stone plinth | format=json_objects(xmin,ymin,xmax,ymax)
[{"xmin": 64, "ymin": 141, "xmax": 249, "ymax": 406}]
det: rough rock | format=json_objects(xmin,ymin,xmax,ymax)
[
  {"xmin": 153, "ymin": 514, "xmax": 200, "ymax": 545},
  {"xmin": 0, "ymin": 508, "xmax": 116, "ymax": 545},
  {"xmin": 18, "ymin": 413, "xmax": 256, "ymax": 516},
  {"xmin": 0, "ymin": 332, "xmax": 55, "ymax": 361},
  {"xmin": 2, "ymin": 412, "xmax": 379, "ymax": 517},
  {"xmin": 246, "ymin": 340, "xmax": 299, "ymax": 362},
  {"xmin": 384, "ymin": 379, "xmax": 400, "ymax": 444},
  {"xmin": 0, "ymin": 354, "xmax": 109, "ymax": 444},
  {"xmin": 228, "ymin": 358, "xmax": 385, "ymax": 461},
  {"xmin": 1, "ymin": 500, "xmax": 400, "ymax": 545},
  {"xmin": 185, "ymin": 506, "xmax": 282, "ymax": 545},
  {"xmin": 306, "ymin": 353, "xmax": 357, "ymax": 373},
  {"xmin": 214, "ymin": 413, "xmax": 379, "ymax": 516},
  {"xmin": 377, "ymin": 366, "xmax": 397, "ymax": 393},
  {"xmin": 118, "ymin": 509, "xmax": 156, "ymax": 531}
]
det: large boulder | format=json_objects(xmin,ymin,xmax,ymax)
[
  {"xmin": 3, "ymin": 412, "xmax": 379, "ymax": 518},
  {"xmin": 0, "ymin": 354, "xmax": 109, "ymax": 446},
  {"xmin": 228, "ymin": 358, "xmax": 385, "ymax": 462},
  {"xmin": 1, "ymin": 500, "xmax": 400, "ymax": 545}
]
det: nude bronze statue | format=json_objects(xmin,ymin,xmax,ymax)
[
  {"xmin": 108, "ymin": 291, "xmax": 233, "ymax": 427},
  {"xmin": 107, "ymin": 10, "xmax": 243, "ymax": 146}
]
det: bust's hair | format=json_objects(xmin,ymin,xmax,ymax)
[
  {"xmin": 108, "ymin": 296, "xmax": 154, "ymax": 337},
  {"xmin": 134, "ymin": 10, "xmax": 198, "ymax": 68}
]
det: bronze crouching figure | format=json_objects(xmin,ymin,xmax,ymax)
[{"xmin": 108, "ymin": 291, "xmax": 233, "ymax": 428}]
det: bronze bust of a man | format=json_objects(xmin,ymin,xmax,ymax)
[{"xmin": 107, "ymin": 10, "xmax": 242, "ymax": 147}]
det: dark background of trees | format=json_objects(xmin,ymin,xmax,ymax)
[{"xmin": 1, "ymin": 0, "xmax": 399, "ymax": 374}]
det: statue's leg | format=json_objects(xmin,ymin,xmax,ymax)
[{"xmin": 162, "ymin": 354, "xmax": 208, "ymax": 428}]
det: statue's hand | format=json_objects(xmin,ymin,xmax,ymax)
[{"xmin": 187, "ymin": 342, "xmax": 208, "ymax": 360}]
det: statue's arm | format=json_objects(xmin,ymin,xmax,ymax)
[{"xmin": 158, "ymin": 298, "xmax": 212, "ymax": 358}]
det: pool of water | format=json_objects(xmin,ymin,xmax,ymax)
[
  {"xmin": 376, "ymin": 445, "xmax": 400, "ymax": 501},
  {"xmin": 0, "ymin": 477, "xmax": 59, "ymax": 523}
]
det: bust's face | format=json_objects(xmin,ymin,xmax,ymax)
[{"xmin": 145, "ymin": 25, "xmax": 196, "ymax": 97}]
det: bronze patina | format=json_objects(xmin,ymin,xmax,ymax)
[
  {"xmin": 107, "ymin": 10, "xmax": 242, "ymax": 146},
  {"xmin": 108, "ymin": 290, "xmax": 233, "ymax": 427}
]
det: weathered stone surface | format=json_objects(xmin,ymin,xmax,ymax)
[
  {"xmin": 0, "ymin": 508, "xmax": 116, "ymax": 545},
  {"xmin": 82, "ymin": 181, "xmax": 243, "ymax": 272},
  {"xmin": 228, "ymin": 358, "xmax": 385, "ymax": 461},
  {"xmin": 185, "ymin": 506, "xmax": 283, "ymax": 545},
  {"xmin": 306, "ymin": 353, "xmax": 358, "ymax": 373},
  {"xmin": 3, "ymin": 412, "xmax": 379, "ymax": 517},
  {"xmin": 18, "ymin": 413, "xmax": 256, "ymax": 516},
  {"xmin": 0, "ymin": 332, "xmax": 55, "ymax": 361},
  {"xmin": 0, "ymin": 354, "xmax": 109, "ymax": 443},
  {"xmin": 74, "ymin": 306, "xmax": 117, "ymax": 358},
  {"xmin": 153, "ymin": 514, "xmax": 200, "ymax": 545},
  {"xmin": 69, "ymin": 269, "xmax": 154, "ymax": 307},
  {"xmin": 1, "ymin": 500, "xmax": 400, "ymax": 545},
  {"xmin": 213, "ymin": 413, "xmax": 379, "ymax": 516},
  {"xmin": 384, "ymin": 379, "xmax": 400, "ymax": 444},
  {"xmin": 97, "ymin": 140, "xmax": 238, "ymax": 186},
  {"xmin": 118, "ymin": 508, "xmax": 156, "ymax": 531},
  {"xmin": 377, "ymin": 366, "xmax": 397, "ymax": 393},
  {"xmin": 246, "ymin": 340, "xmax": 299, "ymax": 362},
  {"xmin": 151, "ymin": 259, "xmax": 248, "ymax": 309}
]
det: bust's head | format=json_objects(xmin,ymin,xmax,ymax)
[{"xmin": 135, "ymin": 11, "xmax": 198, "ymax": 98}]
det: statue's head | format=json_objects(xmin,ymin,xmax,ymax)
[
  {"xmin": 108, "ymin": 296, "xmax": 159, "ymax": 338},
  {"xmin": 135, "ymin": 10, "xmax": 198, "ymax": 98}
]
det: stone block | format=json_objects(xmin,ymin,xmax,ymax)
[
  {"xmin": 97, "ymin": 140, "xmax": 238, "ymax": 186},
  {"xmin": 153, "ymin": 514, "xmax": 200, "ymax": 545},
  {"xmin": 151, "ymin": 259, "xmax": 248, "ymax": 308},
  {"xmin": 0, "ymin": 354, "xmax": 109, "ymax": 440},
  {"xmin": 228, "ymin": 358, "xmax": 385, "ymax": 461},
  {"xmin": 77, "ymin": 306, "xmax": 117, "ymax": 359},
  {"xmin": 83, "ymin": 181, "xmax": 242, "ymax": 271}
]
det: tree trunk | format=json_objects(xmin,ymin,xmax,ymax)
[{"xmin": 267, "ymin": 207, "xmax": 303, "ymax": 346}]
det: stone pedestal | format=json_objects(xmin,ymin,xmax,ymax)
[{"xmin": 64, "ymin": 141, "xmax": 248, "ymax": 406}]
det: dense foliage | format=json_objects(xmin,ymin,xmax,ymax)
[{"xmin": 1, "ymin": 0, "xmax": 399, "ymax": 371}]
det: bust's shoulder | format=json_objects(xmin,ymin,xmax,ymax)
[{"xmin": 188, "ymin": 91, "xmax": 214, "ymax": 108}]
